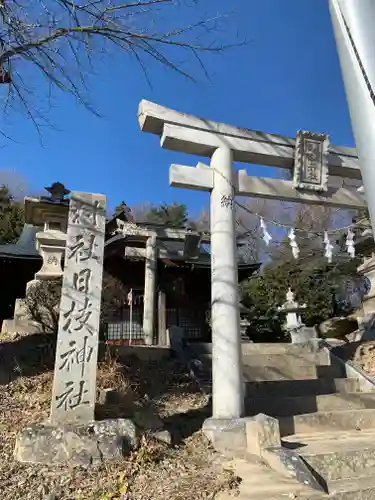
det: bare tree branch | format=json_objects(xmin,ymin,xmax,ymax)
[{"xmin": 0, "ymin": 0, "xmax": 243, "ymax": 136}]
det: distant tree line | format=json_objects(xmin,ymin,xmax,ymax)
[{"xmin": 0, "ymin": 184, "xmax": 25, "ymax": 244}]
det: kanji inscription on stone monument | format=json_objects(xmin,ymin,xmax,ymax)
[
  {"xmin": 50, "ymin": 191, "xmax": 106, "ymax": 425},
  {"xmin": 293, "ymin": 131, "xmax": 329, "ymax": 192}
]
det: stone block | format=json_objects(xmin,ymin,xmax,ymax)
[
  {"xmin": 151, "ymin": 429, "xmax": 172, "ymax": 445},
  {"xmin": 202, "ymin": 417, "xmax": 253, "ymax": 452},
  {"xmin": 98, "ymin": 387, "xmax": 135, "ymax": 410},
  {"xmin": 93, "ymin": 419, "xmax": 138, "ymax": 457},
  {"xmin": 107, "ymin": 345, "xmax": 171, "ymax": 362},
  {"xmin": 14, "ymin": 298, "xmax": 30, "ymax": 322},
  {"xmin": 291, "ymin": 326, "xmax": 318, "ymax": 344},
  {"xmin": 1, "ymin": 319, "xmax": 44, "ymax": 335},
  {"xmin": 98, "ymin": 388, "xmax": 121, "ymax": 406},
  {"xmin": 14, "ymin": 419, "xmax": 137, "ymax": 467},
  {"xmin": 262, "ymin": 447, "xmax": 326, "ymax": 493},
  {"xmin": 246, "ymin": 413, "xmax": 281, "ymax": 456}
]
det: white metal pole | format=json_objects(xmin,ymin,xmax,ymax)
[{"xmin": 329, "ymin": 0, "xmax": 375, "ymax": 228}]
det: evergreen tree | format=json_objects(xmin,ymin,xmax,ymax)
[
  {"xmin": 0, "ymin": 185, "xmax": 24, "ymax": 244},
  {"xmin": 145, "ymin": 202, "xmax": 188, "ymax": 228},
  {"xmin": 241, "ymin": 203, "xmax": 363, "ymax": 342}
]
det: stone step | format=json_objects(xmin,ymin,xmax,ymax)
[
  {"xmin": 242, "ymin": 352, "xmax": 331, "ymax": 367},
  {"xmin": 192, "ymin": 372, "xmax": 352, "ymax": 392},
  {"xmin": 196, "ymin": 351, "xmax": 331, "ymax": 367},
  {"xmin": 246, "ymin": 378, "xmax": 362, "ymax": 398},
  {"xmin": 241, "ymin": 342, "xmax": 316, "ymax": 355},
  {"xmin": 324, "ymin": 476, "xmax": 375, "ymax": 499},
  {"xmin": 245, "ymin": 392, "xmax": 375, "ymax": 417},
  {"xmin": 279, "ymin": 409, "xmax": 375, "ymax": 437},
  {"xmin": 242, "ymin": 362, "xmax": 345, "ymax": 382},
  {"xmin": 216, "ymin": 457, "xmax": 324, "ymax": 500},
  {"xmin": 189, "ymin": 342, "xmax": 316, "ymax": 357},
  {"xmin": 243, "ymin": 363, "xmax": 318, "ymax": 381},
  {"xmin": 282, "ymin": 430, "xmax": 375, "ymax": 484},
  {"xmin": 217, "ymin": 456, "xmax": 375, "ymax": 500}
]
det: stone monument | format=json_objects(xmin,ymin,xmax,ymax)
[
  {"xmin": 50, "ymin": 191, "xmax": 106, "ymax": 424},
  {"xmin": 15, "ymin": 191, "xmax": 138, "ymax": 466}
]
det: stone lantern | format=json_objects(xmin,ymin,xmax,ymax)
[
  {"xmin": 278, "ymin": 289, "xmax": 313, "ymax": 344},
  {"xmin": 2, "ymin": 183, "xmax": 70, "ymax": 334},
  {"xmin": 25, "ymin": 182, "xmax": 70, "ymax": 280}
]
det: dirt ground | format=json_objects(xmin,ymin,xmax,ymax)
[{"xmin": 0, "ymin": 333, "xmax": 239, "ymax": 500}]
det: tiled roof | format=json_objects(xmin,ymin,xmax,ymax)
[{"xmin": 0, "ymin": 224, "xmax": 40, "ymax": 259}]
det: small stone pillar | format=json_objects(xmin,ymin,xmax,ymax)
[
  {"xmin": 278, "ymin": 289, "xmax": 308, "ymax": 344},
  {"xmin": 157, "ymin": 290, "xmax": 168, "ymax": 346},
  {"xmin": 143, "ymin": 234, "xmax": 158, "ymax": 345}
]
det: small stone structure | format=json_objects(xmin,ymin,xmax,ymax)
[
  {"xmin": 278, "ymin": 289, "xmax": 316, "ymax": 344},
  {"xmin": 2, "ymin": 183, "xmax": 70, "ymax": 334},
  {"xmin": 15, "ymin": 191, "xmax": 137, "ymax": 466}
]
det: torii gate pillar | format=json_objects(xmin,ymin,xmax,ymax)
[{"xmin": 209, "ymin": 147, "xmax": 244, "ymax": 419}]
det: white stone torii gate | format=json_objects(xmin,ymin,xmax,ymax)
[{"xmin": 137, "ymin": 100, "xmax": 366, "ymax": 422}]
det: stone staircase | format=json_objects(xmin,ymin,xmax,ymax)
[{"xmin": 188, "ymin": 342, "xmax": 375, "ymax": 499}]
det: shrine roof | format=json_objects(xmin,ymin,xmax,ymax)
[
  {"xmin": 158, "ymin": 239, "xmax": 210, "ymax": 257},
  {"xmin": 0, "ymin": 224, "xmax": 40, "ymax": 259},
  {"xmin": 0, "ymin": 220, "xmax": 261, "ymax": 279}
]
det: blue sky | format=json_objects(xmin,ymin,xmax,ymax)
[{"xmin": 0, "ymin": 0, "xmax": 354, "ymax": 216}]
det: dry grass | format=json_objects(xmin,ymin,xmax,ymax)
[
  {"xmin": 353, "ymin": 340, "xmax": 375, "ymax": 376},
  {"xmin": 0, "ymin": 334, "xmax": 239, "ymax": 500}
]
